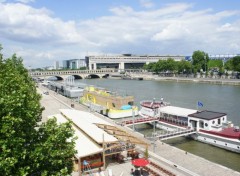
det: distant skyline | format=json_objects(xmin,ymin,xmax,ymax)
[{"xmin": 0, "ymin": 0, "xmax": 240, "ymax": 68}]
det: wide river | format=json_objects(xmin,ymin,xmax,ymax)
[{"xmin": 76, "ymin": 78, "xmax": 240, "ymax": 172}]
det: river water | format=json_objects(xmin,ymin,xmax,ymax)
[{"xmin": 76, "ymin": 78, "xmax": 240, "ymax": 172}]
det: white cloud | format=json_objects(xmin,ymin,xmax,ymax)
[
  {"xmin": 16, "ymin": 0, "xmax": 35, "ymax": 4},
  {"xmin": 140, "ymin": 0, "xmax": 154, "ymax": 9},
  {"xmin": 0, "ymin": 2, "xmax": 240, "ymax": 68},
  {"xmin": 0, "ymin": 3, "xmax": 89, "ymax": 45}
]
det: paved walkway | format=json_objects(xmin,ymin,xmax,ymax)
[{"xmin": 38, "ymin": 85, "xmax": 240, "ymax": 176}]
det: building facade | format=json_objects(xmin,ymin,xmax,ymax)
[
  {"xmin": 85, "ymin": 54, "xmax": 185, "ymax": 70},
  {"xmin": 62, "ymin": 59, "xmax": 86, "ymax": 69},
  {"xmin": 53, "ymin": 61, "xmax": 59, "ymax": 70}
]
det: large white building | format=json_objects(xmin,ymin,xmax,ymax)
[{"xmin": 85, "ymin": 54, "xmax": 185, "ymax": 70}]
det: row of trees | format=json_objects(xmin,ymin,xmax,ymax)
[
  {"xmin": 0, "ymin": 45, "xmax": 76, "ymax": 175},
  {"xmin": 143, "ymin": 50, "xmax": 240, "ymax": 76}
]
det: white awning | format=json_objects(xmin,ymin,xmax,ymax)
[
  {"xmin": 159, "ymin": 106, "xmax": 197, "ymax": 117},
  {"xmin": 48, "ymin": 114, "xmax": 103, "ymax": 158},
  {"xmin": 60, "ymin": 109, "xmax": 118, "ymax": 143}
]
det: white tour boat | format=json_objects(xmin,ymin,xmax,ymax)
[{"xmin": 139, "ymin": 99, "xmax": 240, "ymax": 153}]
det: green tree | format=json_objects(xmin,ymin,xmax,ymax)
[
  {"xmin": 224, "ymin": 59, "xmax": 233, "ymax": 71},
  {"xmin": 232, "ymin": 56, "xmax": 240, "ymax": 72},
  {"xmin": 164, "ymin": 58, "xmax": 177, "ymax": 72},
  {"xmin": 208, "ymin": 60, "xmax": 223, "ymax": 71},
  {"xmin": 177, "ymin": 60, "xmax": 192, "ymax": 74},
  {"xmin": 143, "ymin": 62, "xmax": 156, "ymax": 72},
  {"xmin": 0, "ymin": 46, "xmax": 76, "ymax": 175},
  {"xmin": 192, "ymin": 50, "xmax": 209, "ymax": 72}
]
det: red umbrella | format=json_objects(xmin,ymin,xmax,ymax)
[{"xmin": 132, "ymin": 158, "xmax": 149, "ymax": 167}]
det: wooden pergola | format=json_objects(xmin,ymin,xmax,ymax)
[{"xmin": 94, "ymin": 123, "xmax": 150, "ymax": 169}]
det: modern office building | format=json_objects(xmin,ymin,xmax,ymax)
[
  {"xmin": 62, "ymin": 59, "xmax": 86, "ymax": 69},
  {"xmin": 53, "ymin": 61, "xmax": 59, "ymax": 70},
  {"xmin": 85, "ymin": 54, "xmax": 185, "ymax": 70}
]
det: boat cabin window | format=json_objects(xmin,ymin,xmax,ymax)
[
  {"xmin": 205, "ymin": 123, "xmax": 208, "ymax": 127},
  {"xmin": 199, "ymin": 121, "xmax": 204, "ymax": 128},
  {"xmin": 218, "ymin": 118, "xmax": 221, "ymax": 124},
  {"xmin": 212, "ymin": 120, "xmax": 215, "ymax": 124}
]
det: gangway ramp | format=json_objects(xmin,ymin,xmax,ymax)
[
  {"xmin": 146, "ymin": 128, "xmax": 196, "ymax": 141},
  {"xmin": 118, "ymin": 117, "xmax": 159, "ymax": 126}
]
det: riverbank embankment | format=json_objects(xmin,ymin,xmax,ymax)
[
  {"xmin": 129, "ymin": 73, "xmax": 240, "ymax": 86},
  {"xmin": 38, "ymin": 85, "xmax": 240, "ymax": 176}
]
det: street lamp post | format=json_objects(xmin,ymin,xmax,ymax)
[
  {"xmin": 132, "ymin": 106, "xmax": 135, "ymax": 131},
  {"xmin": 204, "ymin": 55, "xmax": 206, "ymax": 73}
]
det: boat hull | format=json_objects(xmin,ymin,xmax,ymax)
[
  {"xmin": 81, "ymin": 100, "xmax": 139, "ymax": 119},
  {"xmin": 191, "ymin": 132, "xmax": 240, "ymax": 153},
  {"xmin": 107, "ymin": 109, "xmax": 139, "ymax": 119}
]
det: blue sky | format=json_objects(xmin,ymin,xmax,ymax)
[{"xmin": 0, "ymin": 0, "xmax": 240, "ymax": 68}]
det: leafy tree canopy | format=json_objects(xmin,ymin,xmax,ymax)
[
  {"xmin": 0, "ymin": 45, "xmax": 76, "ymax": 175},
  {"xmin": 192, "ymin": 50, "xmax": 209, "ymax": 72},
  {"xmin": 224, "ymin": 59, "xmax": 233, "ymax": 71},
  {"xmin": 232, "ymin": 56, "xmax": 240, "ymax": 72},
  {"xmin": 177, "ymin": 60, "xmax": 192, "ymax": 74},
  {"xmin": 208, "ymin": 60, "xmax": 223, "ymax": 70}
]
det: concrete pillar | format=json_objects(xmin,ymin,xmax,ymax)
[
  {"xmin": 119, "ymin": 62, "xmax": 125, "ymax": 70},
  {"xmin": 88, "ymin": 62, "xmax": 93, "ymax": 70},
  {"xmin": 93, "ymin": 63, "xmax": 97, "ymax": 70}
]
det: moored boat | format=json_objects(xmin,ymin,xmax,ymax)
[
  {"xmin": 80, "ymin": 86, "xmax": 138, "ymax": 119},
  {"xmin": 139, "ymin": 99, "xmax": 240, "ymax": 153}
]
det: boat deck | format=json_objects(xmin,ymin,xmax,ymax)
[
  {"xmin": 200, "ymin": 127, "xmax": 240, "ymax": 139},
  {"xmin": 140, "ymin": 101, "xmax": 167, "ymax": 108}
]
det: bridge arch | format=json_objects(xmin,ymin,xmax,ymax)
[
  {"xmin": 87, "ymin": 74, "xmax": 101, "ymax": 79},
  {"xmin": 102, "ymin": 74, "xmax": 110, "ymax": 78},
  {"xmin": 47, "ymin": 76, "xmax": 64, "ymax": 81},
  {"xmin": 66, "ymin": 75, "xmax": 83, "ymax": 80}
]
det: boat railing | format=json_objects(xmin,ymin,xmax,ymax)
[
  {"xmin": 140, "ymin": 100, "xmax": 170, "ymax": 106},
  {"xmin": 145, "ymin": 128, "xmax": 197, "ymax": 140}
]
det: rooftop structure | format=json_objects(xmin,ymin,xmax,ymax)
[
  {"xmin": 48, "ymin": 109, "xmax": 149, "ymax": 175},
  {"xmin": 188, "ymin": 110, "xmax": 227, "ymax": 120},
  {"xmin": 159, "ymin": 106, "xmax": 197, "ymax": 118},
  {"xmin": 85, "ymin": 54, "xmax": 185, "ymax": 70}
]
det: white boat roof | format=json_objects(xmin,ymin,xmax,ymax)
[
  {"xmin": 160, "ymin": 106, "xmax": 197, "ymax": 117},
  {"xmin": 60, "ymin": 109, "xmax": 118, "ymax": 143},
  {"xmin": 48, "ymin": 114, "xmax": 102, "ymax": 158}
]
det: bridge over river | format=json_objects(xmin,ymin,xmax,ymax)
[{"xmin": 29, "ymin": 69, "xmax": 146, "ymax": 80}]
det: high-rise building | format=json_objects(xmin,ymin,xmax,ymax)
[
  {"xmin": 62, "ymin": 59, "xmax": 86, "ymax": 69},
  {"xmin": 54, "ymin": 61, "xmax": 59, "ymax": 70}
]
